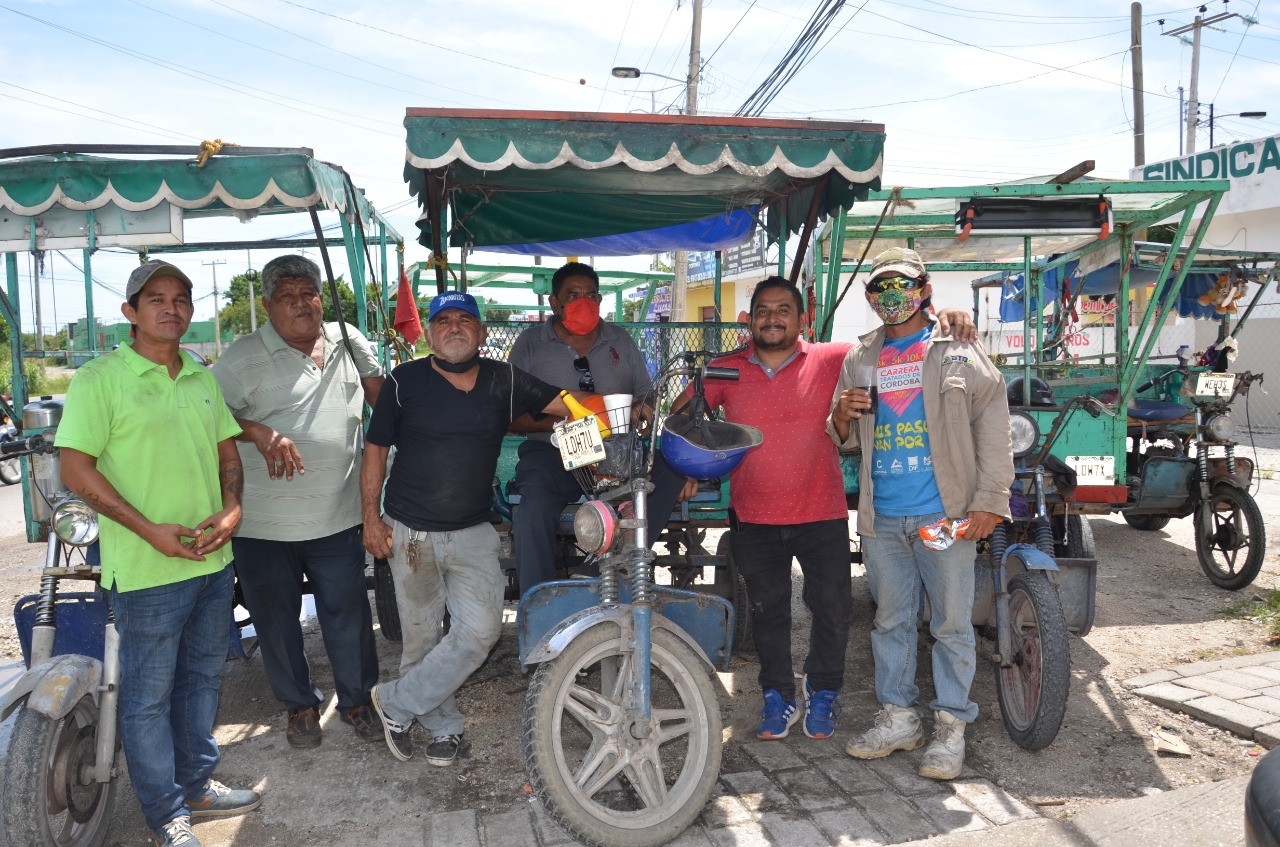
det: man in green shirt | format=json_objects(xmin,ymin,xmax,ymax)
[{"xmin": 57, "ymin": 260, "xmax": 261, "ymax": 847}]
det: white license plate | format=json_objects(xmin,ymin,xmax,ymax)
[
  {"xmin": 554, "ymin": 417, "xmax": 606, "ymax": 471},
  {"xmin": 1195, "ymin": 372, "xmax": 1235, "ymax": 398},
  {"xmin": 1066, "ymin": 455, "xmax": 1114, "ymax": 486}
]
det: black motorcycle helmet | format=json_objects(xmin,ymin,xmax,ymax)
[{"xmin": 1006, "ymin": 376, "xmax": 1055, "ymax": 407}]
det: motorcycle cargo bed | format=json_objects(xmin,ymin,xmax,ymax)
[{"xmin": 13, "ymin": 592, "xmax": 108, "ymax": 668}]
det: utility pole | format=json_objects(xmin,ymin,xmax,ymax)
[
  {"xmin": 1131, "ymin": 2, "xmax": 1145, "ymax": 166},
  {"xmin": 245, "ymin": 251, "xmax": 257, "ymax": 333},
  {"xmin": 671, "ymin": 0, "xmax": 703, "ymax": 324},
  {"xmin": 203, "ymin": 259, "xmax": 225, "ymax": 356},
  {"xmin": 33, "ymin": 252, "xmax": 44, "ymax": 352},
  {"xmin": 1164, "ymin": 10, "xmax": 1237, "ymax": 155}
]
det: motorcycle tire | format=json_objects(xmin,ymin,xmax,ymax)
[
  {"xmin": 1195, "ymin": 484, "xmax": 1265, "ymax": 591},
  {"xmin": 1123, "ymin": 513, "xmax": 1171, "ymax": 532},
  {"xmin": 0, "ymin": 456, "xmax": 20, "ymax": 485},
  {"xmin": 522, "ymin": 623, "xmax": 722, "ymax": 847},
  {"xmin": 995, "ymin": 572, "xmax": 1071, "ymax": 751},
  {"xmin": 0, "ymin": 697, "xmax": 117, "ymax": 847},
  {"xmin": 1055, "ymin": 513, "xmax": 1096, "ymax": 559},
  {"xmin": 373, "ymin": 557, "xmax": 402, "ymax": 642},
  {"xmin": 712, "ymin": 533, "xmax": 753, "ymax": 656}
]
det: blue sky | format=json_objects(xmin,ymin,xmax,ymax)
[{"xmin": 2, "ymin": 0, "xmax": 1278, "ymax": 327}]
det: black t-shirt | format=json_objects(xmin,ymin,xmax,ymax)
[{"xmin": 366, "ymin": 357, "xmax": 560, "ymax": 531}]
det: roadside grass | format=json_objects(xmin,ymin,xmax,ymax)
[{"xmin": 1221, "ymin": 588, "xmax": 1280, "ymax": 644}]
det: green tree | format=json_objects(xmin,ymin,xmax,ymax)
[
  {"xmin": 475, "ymin": 295, "xmax": 517, "ymax": 323},
  {"xmin": 217, "ymin": 273, "xmax": 269, "ymax": 336},
  {"xmin": 219, "ymin": 273, "xmax": 374, "ymax": 334}
]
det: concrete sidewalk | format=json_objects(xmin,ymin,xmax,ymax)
[{"xmin": 898, "ymin": 775, "xmax": 1247, "ymax": 847}]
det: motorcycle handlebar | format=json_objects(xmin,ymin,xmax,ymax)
[
  {"xmin": 0, "ymin": 433, "xmax": 48, "ymax": 457},
  {"xmin": 703, "ymin": 366, "xmax": 739, "ymax": 381}
]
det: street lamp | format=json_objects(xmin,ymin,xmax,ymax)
[
  {"xmin": 1201, "ymin": 104, "xmax": 1268, "ymax": 148},
  {"xmin": 610, "ymin": 67, "xmax": 690, "ymax": 114}
]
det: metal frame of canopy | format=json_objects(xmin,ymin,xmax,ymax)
[
  {"xmin": 812, "ymin": 178, "xmax": 1244, "ymax": 408},
  {"xmin": 401, "ymin": 108, "xmax": 886, "ymax": 303},
  {"xmin": 0, "ymin": 144, "xmax": 405, "ymax": 541}
]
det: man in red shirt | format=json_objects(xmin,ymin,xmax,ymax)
[{"xmin": 699, "ymin": 276, "xmax": 973, "ymax": 741}]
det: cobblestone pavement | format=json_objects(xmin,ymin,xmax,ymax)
[{"xmin": 1126, "ymin": 652, "xmax": 1280, "ymax": 748}]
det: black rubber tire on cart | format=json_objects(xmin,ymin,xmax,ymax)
[
  {"xmin": 1195, "ymin": 484, "xmax": 1266, "ymax": 591},
  {"xmin": 1055, "ymin": 513, "xmax": 1096, "ymax": 559},
  {"xmin": 1123, "ymin": 513, "xmax": 1171, "ymax": 532},
  {"xmin": 374, "ymin": 557, "xmax": 403, "ymax": 642},
  {"xmin": 714, "ymin": 532, "xmax": 752, "ymax": 656},
  {"xmin": 0, "ymin": 697, "xmax": 118, "ymax": 847},
  {"xmin": 995, "ymin": 572, "xmax": 1071, "ymax": 751}
]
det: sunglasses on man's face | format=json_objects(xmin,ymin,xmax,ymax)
[
  {"xmin": 574, "ymin": 356, "xmax": 594, "ymax": 392},
  {"xmin": 867, "ymin": 275, "xmax": 924, "ymax": 294}
]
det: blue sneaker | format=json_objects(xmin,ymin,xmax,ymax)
[
  {"xmin": 757, "ymin": 689, "xmax": 799, "ymax": 739},
  {"xmin": 802, "ymin": 674, "xmax": 842, "ymax": 739}
]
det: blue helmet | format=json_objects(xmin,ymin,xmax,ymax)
[{"xmin": 660, "ymin": 414, "xmax": 764, "ymax": 479}]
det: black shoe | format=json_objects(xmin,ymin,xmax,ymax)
[
  {"xmin": 369, "ymin": 685, "xmax": 413, "ymax": 762},
  {"xmin": 339, "ymin": 704, "xmax": 384, "ymax": 743},
  {"xmin": 286, "ymin": 706, "xmax": 322, "ymax": 749},
  {"xmin": 425, "ymin": 733, "xmax": 467, "ymax": 767}
]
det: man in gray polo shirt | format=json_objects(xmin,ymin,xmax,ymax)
[
  {"xmin": 508, "ymin": 261, "xmax": 694, "ymax": 594},
  {"xmin": 212, "ymin": 254, "xmax": 384, "ymax": 749}
]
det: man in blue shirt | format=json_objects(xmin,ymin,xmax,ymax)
[{"xmin": 828, "ymin": 248, "xmax": 1013, "ymax": 781}]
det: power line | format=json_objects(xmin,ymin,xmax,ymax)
[
  {"xmin": 0, "ymin": 81, "xmax": 201, "ymax": 142},
  {"xmin": 599, "ymin": 0, "xmax": 638, "ymax": 110},
  {"xmin": 125, "ymin": 0, "xmax": 518, "ymax": 109},
  {"xmin": 265, "ymin": 0, "xmax": 612, "ymax": 93},
  {"xmin": 0, "ymin": 4, "xmax": 403, "ymax": 138},
  {"xmin": 736, "ymin": 0, "xmax": 847, "ymax": 117}
]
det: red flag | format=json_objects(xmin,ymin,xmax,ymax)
[{"xmin": 393, "ymin": 269, "xmax": 423, "ymax": 346}]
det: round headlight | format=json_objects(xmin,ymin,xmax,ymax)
[
  {"xmin": 573, "ymin": 500, "xmax": 618, "ymax": 555},
  {"xmin": 52, "ymin": 498, "xmax": 99, "ymax": 547},
  {"xmin": 1009, "ymin": 411, "xmax": 1039, "ymax": 458},
  {"xmin": 1205, "ymin": 412, "xmax": 1234, "ymax": 443}
]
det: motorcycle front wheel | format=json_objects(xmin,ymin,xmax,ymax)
[
  {"xmin": 995, "ymin": 572, "xmax": 1071, "ymax": 751},
  {"xmin": 0, "ymin": 696, "xmax": 117, "ymax": 847},
  {"xmin": 522, "ymin": 623, "xmax": 721, "ymax": 847},
  {"xmin": 1196, "ymin": 484, "xmax": 1265, "ymax": 591}
]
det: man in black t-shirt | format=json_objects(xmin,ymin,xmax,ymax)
[{"xmin": 362, "ymin": 291, "xmax": 574, "ymax": 766}]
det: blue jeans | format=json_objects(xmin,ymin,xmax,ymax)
[
  {"xmin": 512, "ymin": 442, "xmax": 686, "ymax": 595},
  {"xmin": 232, "ymin": 526, "xmax": 377, "ymax": 712},
  {"xmin": 730, "ymin": 518, "xmax": 853, "ymax": 699},
  {"xmin": 377, "ymin": 519, "xmax": 504, "ymax": 736},
  {"xmin": 860, "ymin": 512, "xmax": 979, "ymax": 723},
  {"xmin": 110, "ymin": 565, "xmax": 234, "ymax": 832}
]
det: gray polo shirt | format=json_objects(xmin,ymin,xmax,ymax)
[
  {"xmin": 212, "ymin": 321, "xmax": 383, "ymax": 541},
  {"xmin": 508, "ymin": 320, "xmax": 653, "ymax": 443}
]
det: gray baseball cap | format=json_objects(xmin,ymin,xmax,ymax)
[{"xmin": 126, "ymin": 260, "xmax": 194, "ymax": 301}]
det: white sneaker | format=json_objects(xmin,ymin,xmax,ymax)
[
  {"xmin": 845, "ymin": 704, "xmax": 924, "ymax": 759},
  {"xmin": 918, "ymin": 710, "xmax": 966, "ymax": 780}
]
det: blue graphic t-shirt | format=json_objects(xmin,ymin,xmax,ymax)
[{"xmin": 871, "ymin": 326, "xmax": 944, "ymax": 516}]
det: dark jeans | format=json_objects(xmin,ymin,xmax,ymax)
[
  {"xmin": 512, "ymin": 440, "xmax": 686, "ymax": 596},
  {"xmin": 111, "ymin": 565, "xmax": 233, "ymax": 832},
  {"xmin": 232, "ymin": 526, "xmax": 377, "ymax": 712},
  {"xmin": 730, "ymin": 518, "xmax": 853, "ymax": 699}
]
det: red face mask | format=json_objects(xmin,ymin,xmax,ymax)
[{"xmin": 561, "ymin": 297, "xmax": 601, "ymax": 335}]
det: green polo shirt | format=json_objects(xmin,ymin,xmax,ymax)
[{"xmin": 55, "ymin": 342, "xmax": 241, "ymax": 592}]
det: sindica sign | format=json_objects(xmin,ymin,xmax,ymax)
[
  {"xmin": 1136, "ymin": 135, "xmax": 1280, "ymax": 182},
  {"xmin": 1131, "ymin": 133, "xmax": 1280, "ymax": 252}
]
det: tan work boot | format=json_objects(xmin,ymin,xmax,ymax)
[
  {"xmin": 918, "ymin": 710, "xmax": 966, "ymax": 780},
  {"xmin": 845, "ymin": 704, "xmax": 924, "ymax": 759}
]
